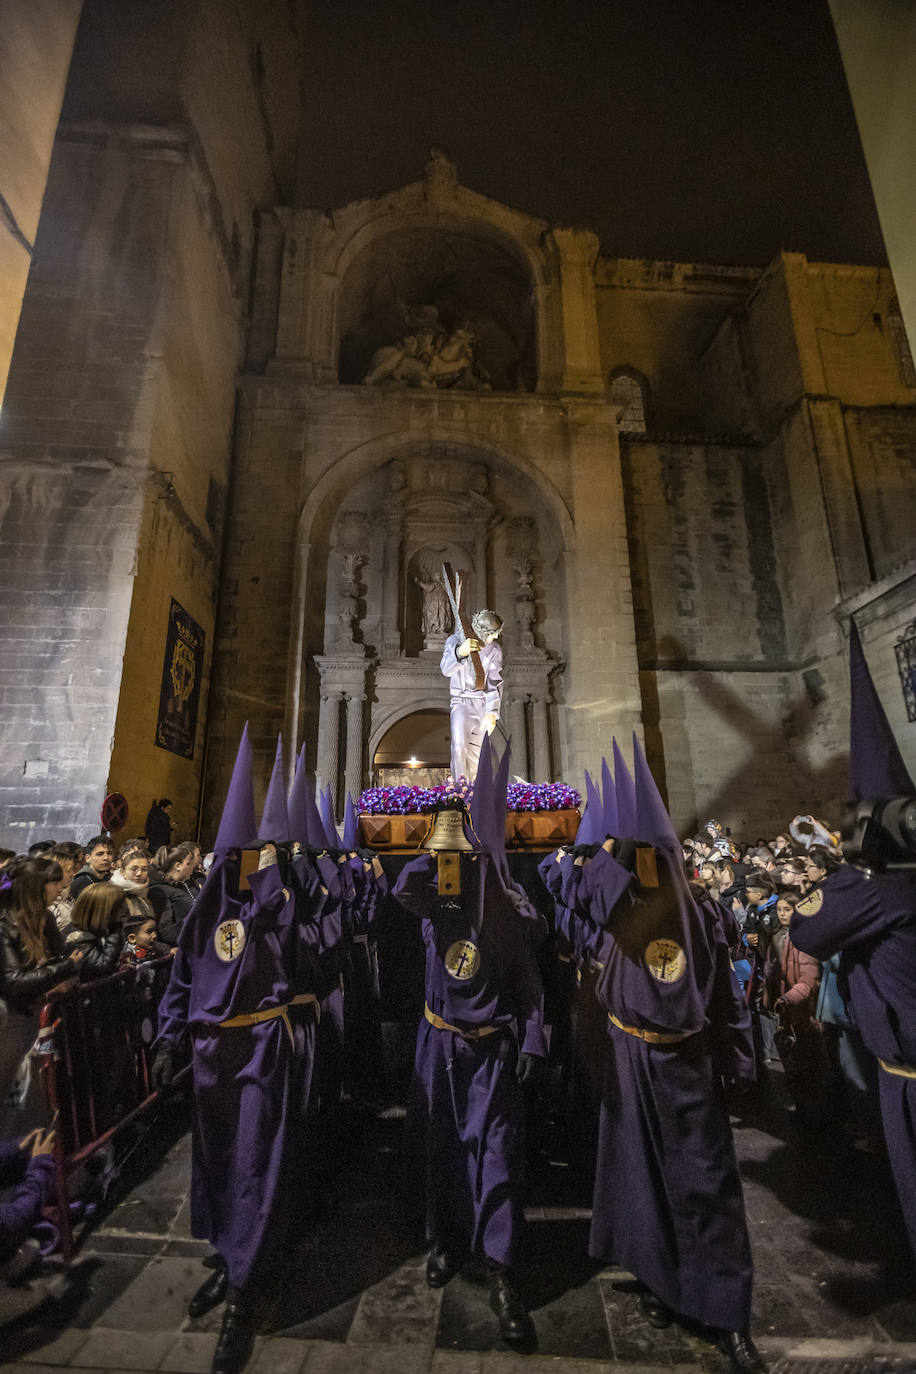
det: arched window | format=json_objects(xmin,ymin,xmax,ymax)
[
  {"xmin": 609, "ymin": 369, "xmax": 649, "ymax": 434},
  {"xmin": 887, "ymin": 297, "xmax": 916, "ymax": 388}
]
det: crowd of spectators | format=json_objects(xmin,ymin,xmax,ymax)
[
  {"xmin": 684, "ymin": 814, "xmax": 879, "ymax": 1142},
  {"xmin": 0, "ymin": 825, "xmax": 205, "ymax": 1277},
  {"xmin": 0, "ymin": 803, "xmax": 882, "ymax": 1280}
]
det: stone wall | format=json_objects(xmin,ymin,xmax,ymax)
[
  {"xmin": 0, "ymin": 0, "xmax": 82, "ymax": 406},
  {"xmin": 0, "ymin": 0, "xmax": 302, "ymax": 850}
]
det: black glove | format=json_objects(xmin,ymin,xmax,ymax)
[
  {"xmin": 516, "ymin": 1053, "xmax": 542, "ymax": 1087},
  {"xmin": 150, "ymin": 1045, "xmax": 174, "ymax": 1095},
  {"xmin": 611, "ymin": 838, "xmax": 639, "ymax": 872}
]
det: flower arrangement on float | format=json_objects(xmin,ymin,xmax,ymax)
[
  {"xmin": 358, "ymin": 779, "xmax": 580, "ymax": 814},
  {"xmin": 357, "ymin": 778, "xmax": 582, "ymax": 850}
]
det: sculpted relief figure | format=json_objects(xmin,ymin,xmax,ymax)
[
  {"xmin": 416, "ymin": 572, "xmax": 452, "ymax": 637},
  {"xmin": 363, "ymin": 304, "xmax": 491, "ymax": 391}
]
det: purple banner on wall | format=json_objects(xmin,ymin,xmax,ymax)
[{"xmin": 155, "ymin": 598, "xmax": 205, "ymax": 759}]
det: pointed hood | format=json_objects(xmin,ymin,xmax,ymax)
[
  {"xmin": 490, "ymin": 738, "xmax": 512, "ymax": 878},
  {"xmin": 849, "ymin": 621, "xmax": 914, "ymax": 800},
  {"xmin": 469, "ymin": 730, "xmax": 495, "ymax": 849},
  {"xmin": 320, "ymin": 785, "xmax": 340, "ymax": 847},
  {"xmin": 613, "ymin": 738, "xmax": 637, "ymax": 839},
  {"xmin": 575, "ymin": 769, "xmax": 603, "ymax": 844},
  {"xmin": 601, "ymin": 756, "xmax": 619, "ymax": 837},
  {"xmin": 303, "ymin": 778, "xmax": 331, "ymax": 848},
  {"xmin": 633, "ymin": 733, "xmax": 680, "ymax": 857},
  {"xmin": 287, "ymin": 748, "xmax": 310, "ymax": 846},
  {"xmin": 258, "ymin": 734, "xmax": 291, "ymax": 844},
  {"xmin": 213, "ymin": 723, "xmax": 258, "ymax": 853},
  {"xmin": 342, "ymin": 793, "xmax": 359, "ymax": 849}
]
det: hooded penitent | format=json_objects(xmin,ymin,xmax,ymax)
[
  {"xmin": 320, "ymin": 786, "xmax": 341, "ymax": 848},
  {"xmin": 258, "ymin": 735, "xmax": 291, "ymax": 846},
  {"xmin": 601, "ymin": 756, "xmax": 619, "ymax": 838},
  {"xmin": 575, "ymin": 770, "xmax": 604, "ymax": 845},
  {"xmin": 849, "ymin": 620, "xmax": 914, "ymax": 800},
  {"xmin": 613, "ymin": 738, "xmax": 637, "ymax": 840},
  {"xmin": 342, "ymin": 794, "xmax": 359, "ymax": 849},
  {"xmin": 213, "ymin": 722, "xmax": 258, "ymax": 855}
]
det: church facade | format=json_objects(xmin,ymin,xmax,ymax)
[{"xmin": 1, "ymin": 1, "xmax": 914, "ymax": 850}]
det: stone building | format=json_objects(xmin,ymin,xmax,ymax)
[{"xmin": 1, "ymin": 0, "xmax": 915, "ymax": 850}]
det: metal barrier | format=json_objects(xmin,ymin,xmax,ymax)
[{"xmin": 37, "ymin": 955, "xmax": 178, "ymax": 1259}]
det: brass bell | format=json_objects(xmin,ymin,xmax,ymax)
[{"xmin": 421, "ymin": 805, "xmax": 475, "ymax": 851}]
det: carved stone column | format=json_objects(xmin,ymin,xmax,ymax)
[
  {"xmin": 530, "ymin": 698, "xmax": 551, "ymax": 782},
  {"xmin": 506, "ymin": 696, "xmax": 528, "ymax": 776},
  {"xmin": 344, "ymin": 693, "xmax": 366, "ymax": 804},
  {"xmin": 316, "ymin": 691, "xmax": 341, "ymax": 801}
]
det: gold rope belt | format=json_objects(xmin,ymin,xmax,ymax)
[
  {"xmin": 220, "ymin": 993, "xmax": 320, "ymax": 1046},
  {"xmin": 879, "ymin": 1058, "xmax": 916, "ymax": 1080},
  {"xmin": 608, "ymin": 1012, "xmax": 695, "ymax": 1045},
  {"xmin": 424, "ymin": 1003, "xmax": 502, "ymax": 1040}
]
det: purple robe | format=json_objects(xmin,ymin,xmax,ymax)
[
  {"xmin": 0, "ymin": 1138, "xmax": 55, "ymax": 1258},
  {"xmin": 394, "ymin": 852, "xmax": 546, "ymax": 1265},
  {"xmin": 156, "ymin": 860, "xmax": 305, "ymax": 1289},
  {"xmin": 791, "ymin": 865, "xmax": 916, "ymax": 1256},
  {"xmin": 440, "ymin": 632, "xmax": 503, "ymax": 781},
  {"xmin": 574, "ymin": 847, "xmax": 756, "ymax": 1331}
]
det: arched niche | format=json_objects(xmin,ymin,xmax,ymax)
[
  {"xmin": 373, "ymin": 707, "xmax": 451, "ymax": 788},
  {"xmin": 293, "ymin": 436, "xmax": 570, "ymax": 797},
  {"xmin": 337, "ymin": 226, "xmax": 538, "ymax": 392}
]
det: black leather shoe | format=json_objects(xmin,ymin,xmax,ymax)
[
  {"xmin": 188, "ymin": 1264, "xmax": 229, "ymax": 1318},
  {"xmin": 718, "ymin": 1330, "xmax": 767, "ymax": 1374},
  {"xmin": 426, "ymin": 1243, "xmax": 460, "ymax": 1288},
  {"xmin": 211, "ymin": 1301, "xmax": 255, "ymax": 1374},
  {"xmin": 639, "ymin": 1289, "xmax": 673, "ymax": 1328},
  {"xmin": 489, "ymin": 1271, "xmax": 536, "ymax": 1349}
]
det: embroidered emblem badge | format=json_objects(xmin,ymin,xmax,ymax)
[
  {"xmin": 796, "ymin": 888, "xmax": 824, "ymax": 916},
  {"xmin": 445, "ymin": 940, "xmax": 480, "ymax": 981},
  {"xmin": 645, "ymin": 938, "xmax": 686, "ymax": 983},
  {"xmin": 214, "ymin": 919, "xmax": 246, "ymax": 963}
]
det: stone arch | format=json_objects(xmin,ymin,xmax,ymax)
[
  {"xmin": 320, "ymin": 196, "xmax": 553, "ymax": 389},
  {"xmin": 297, "ymin": 431, "xmax": 575, "ymax": 550},
  {"xmin": 368, "ymin": 699, "xmax": 451, "ymax": 764},
  {"xmin": 287, "ymin": 431, "xmax": 573, "ymax": 779},
  {"xmin": 335, "ymin": 219, "xmax": 541, "ymax": 391}
]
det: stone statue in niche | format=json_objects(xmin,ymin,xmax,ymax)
[
  {"xmin": 336, "ymin": 552, "xmax": 364, "ymax": 645},
  {"xmin": 363, "ymin": 304, "xmax": 491, "ymax": 391},
  {"xmin": 416, "ymin": 572, "xmax": 452, "ymax": 638}
]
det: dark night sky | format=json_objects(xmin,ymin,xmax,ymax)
[{"xmin": 297, "ymin": 0, "xmax": 887, "ymax": 268}]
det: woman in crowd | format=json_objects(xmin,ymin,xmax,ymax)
[
  {"xmin": 0, "ymin": 858, "xmax": 84, "ymax": 1135},
  {"xmin": 149, "ymin": 842, "xmax": 199, "ymax": 944},
  {"xmin": 802, "ymin": 846, "xmax": 841, "ymax": 892},
  {"xmin": 110, "ymin": 842, "xmax": 164, "ymax": 931},
  {"xmin": 48, "ymin": 842, "xmax": 85, "ymax": 931},
  {"xmin": 61, "ymin": 884, "xmax": 125, "ymax": 978},
  {"xmin": 765, "ymin": 893, "xmax": 828, "ymax": 1123}
]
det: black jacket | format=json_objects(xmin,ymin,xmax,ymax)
[
  {"xmin": 148, "ymin": 878, "xmax": 196, "ymax": 945},
  {"xmin": 0, "ymin": 912, "xmax": 79, "ymax": 1011},
  {"xmin": 69, "ymin": 867, "xmax": 111, "ymax": 900},
  {"xmin": 60, "ymin": 924, "xmax": 122, "ymax": 979}
]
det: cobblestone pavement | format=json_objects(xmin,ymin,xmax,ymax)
[{"xmin": 1, "ymin": 1073, "xmax": 914, "ymax": 1374}]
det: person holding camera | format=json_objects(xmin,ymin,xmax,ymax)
[{"xmin": 741, "ymin": 873, "xmax": 781, "ymax": 1067}]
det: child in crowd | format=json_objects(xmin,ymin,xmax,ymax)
[{"xmin": 119, "ymin": 912, "xmax": 172, "ymax": 968}]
